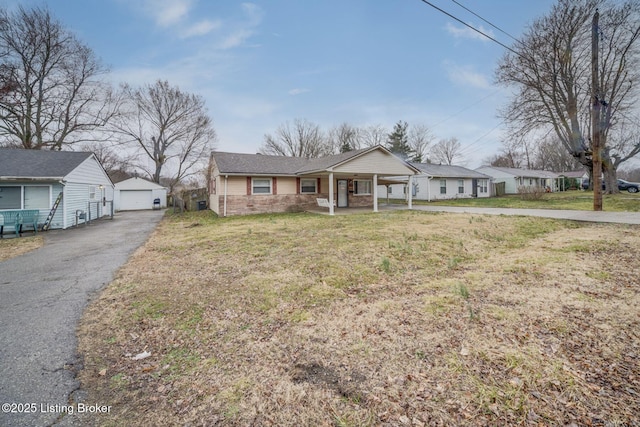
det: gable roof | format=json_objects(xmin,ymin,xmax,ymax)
[
  {"xmin": 0, "ymin": 148, "xmax": 94, "ymax": 179},
  {"xmin": 476, "ymin": 166, "xmax": 559, "ymax": 179},
  {"xmin": 211, "ymin": 152, "xmax": 310, "ymax": 175},
  {"xmin": 412, "ymin": 162, "xmax": 491, "ymax": 179},
  {"xmin": 211, "ymin": 146, "xmax": 420, "ymax": 176},
  {"xmin": 115, "ymin": 177, "xmax": 167, "ymax": 190}
]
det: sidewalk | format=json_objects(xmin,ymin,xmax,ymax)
[{"xmin": 408, "ymin": 205, "xmax": 640, "ymax": 225}]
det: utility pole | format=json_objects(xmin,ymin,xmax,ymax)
[{"xmin": 591, "ymin": 9, "xmax": 603, "ymax": 211}]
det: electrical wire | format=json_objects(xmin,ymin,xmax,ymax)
[
  {"xmin": 417, "ymin": 0, "xmax": 520, "ymax": 57},
  {"xmin": 449, "ymin": 0, "xmax": 519, "ymax": 42}
]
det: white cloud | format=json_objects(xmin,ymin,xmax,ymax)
[
  {"xmin": 444, "ymin": 62, "xmax": 491, "ymax": 89},
  {"xmin": 180, "ymin": 19, "xmax": 221, "ymax": 38},
  {"xmin": 288, "ymin": 88, "xmax": 310, "ymax": 96},
  {"xmin": 445, "ymin": 22, "xmax": 495, "ymax": 42},
  {"xmin": 143, "ymin": 0, "xmax": 193, "ymax": 27}
]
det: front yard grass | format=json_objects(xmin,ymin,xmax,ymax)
[
  {"xmin": 77, "ymin": 210, "xmax": 640, "ymax": 426},
  {"xmin": 0, "ymin": 235, "xmax": 43, "ymax": 261},
  {"xmin": 384, "ymin": 190, "xmax": 640, "ymax": 211}
]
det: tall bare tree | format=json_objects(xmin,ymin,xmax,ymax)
[
  {"xmin": 0, "ymin": 6, "xmax": 117, "ymax": 149},
  {"xmin": 431, "ymin": 137, "xmax": 463, "ymax": 165},
  {"xmin": 328, "ymin": 122, "xmax": 361, "ymax": 153},
  {"xmin": 496, "ymin": 0, "xmax": 640, "ymax": 193},
  {"xmin": 408, "ymin": 124, "xmax": 435, "ymax": 162},
  {"xmin": 360, "ymin": 124, "xmax": 388, "ymax": 147},
  {"xmin": 113, "ymin": 80, "xmax": 216, "ymax": 191},
  {"xmin": 259, "ymin": 118, "xmax": 330, "ymax": 158}
]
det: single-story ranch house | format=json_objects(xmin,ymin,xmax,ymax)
[
  {"xmin": 209, "ymin": 145, "xmax": 420, "ymax": 216},
  {"xmin": 475, "ymin": 166, "xmax": 560, "ymax": 194},
  {"xmin": 383, "ymin": 163, "xmax": 493, "ymax": 201},
  {"xmin": 0, "ymin": 148, "xmax": 114, "ymax": 230}
]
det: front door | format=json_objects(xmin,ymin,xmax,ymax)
[{"xmin": 337, "ymin": 179, "xmax": 348, "ymax": 208}]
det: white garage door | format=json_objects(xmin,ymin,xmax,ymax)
[{"xmin": 120, "ymin": 190, "xmax": 153, "ymax": 210}]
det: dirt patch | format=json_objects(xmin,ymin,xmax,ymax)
[{"xmin": 76, "ymin": 211, "xmax": 640, "ymax": 426}]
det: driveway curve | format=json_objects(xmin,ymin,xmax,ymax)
[{"xmin": 0, "ymin": 210, "xmax": 165, "ymax": 427}]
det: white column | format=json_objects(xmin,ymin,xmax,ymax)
[
  {"xmin": 408, "ymin": 175, "xmax": 413, "ymax": 209},
  {"xmin": 373, "ymin": 174, "xmax": 378, "ymax": 212},
  {"xmin": 328, "ymin": 172, "xmax": 334, "ymax": 216}
]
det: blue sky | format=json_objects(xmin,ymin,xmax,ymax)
[{"xmin": 13, "ymin": 0, "xmax": 556, "ymax": 167}]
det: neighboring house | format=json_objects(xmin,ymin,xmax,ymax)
[
  {"xmin": 383, "ymin": 163, "xmax": 493, "ymax": 201},
  {"xmin": 475, "ymin": 166, "xmax": 560, "ymax": 194},
  {"xmin": 114, "ymin": 177, "xmax": 167, "ymax": 211},
  {"xmin": 0, "ymin": 148, "xmax": 114, "ymax": 230},
  {"xmin": 558, "ymin": 170, "xmax": 588, "ymax": 190},
  {"xmin": 209, "ymin": 145, "xmax": 420, "ymax": 216}
]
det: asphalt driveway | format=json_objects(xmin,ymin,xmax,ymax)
[{"xmin": 0, "ymin": 210, "xmax": 164, "ymax": 427}]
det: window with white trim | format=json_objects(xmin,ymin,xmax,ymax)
[
  {"xmin": 458, "ymin": 179, "xmax": 464, "ymax": 194},
  {"xmin": 89, "ymin": 186, "xmax": 96, "ymax": 200},
  {"xmin": 439, "ymin": 179, "xmax": 447, "ymax": 194},
  {"xmin": 353, "ymin": 179, "xmax": 372, "ymax": 195},
  {"xmin": 252, "ymin": 178, "xmax": 272, "ymax": 194},
  {"xmin": 300, "ymin": 178, "xmax": 317, "ymax": 194},
  {"xmin": 479, "ymin": 179, "xmax": 488, "ymax": 193}
]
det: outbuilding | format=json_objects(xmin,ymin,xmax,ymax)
[{"xmin": 114, "ymin": 177, "xmax": 167, "ymax": 211}]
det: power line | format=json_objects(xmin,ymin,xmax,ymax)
[
  {"xmin": 417, "ymin": 0, "xmax": 520, "ymax": 57},
  {"xmin": 449, "ymin": 0, "xmax": 519, "ymax": 43}
]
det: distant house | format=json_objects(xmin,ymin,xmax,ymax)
[
  {"xmin": 114, "ymin": 177, "xmax": 167, "ymax": 211},
  {"xmin": 475, "ymin": 166, "xmax": 560, "ymax": 194},
  {"xmin": 0, "ymin": 148, "xmax": 114, "ymax": 230},
  {"xmin": 383, "ymin": 163, "xmax": 493, "ymax": 201},
  {"xmin": 557, "ymin": 170, "xmax": 589, "ymax": 190},
  {"xmin": 209, "ymin": 145, "xmax": 420, "ymax": 216}
]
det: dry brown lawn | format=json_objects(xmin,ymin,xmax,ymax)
[
  {"xmin": 77, "ymin": 210, "xmax": 640, "ymax": 426},
  {"xmin": 0, "ymin": 235, "xmax": 43, "ymax": 261}
]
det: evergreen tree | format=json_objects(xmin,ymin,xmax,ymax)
[{"xmin": 386, "ymin": 120, "xmax": 412, "ymax": 158}]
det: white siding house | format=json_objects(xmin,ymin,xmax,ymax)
[
  {"xmin": 0, "ymin": 149, "xmax": 114, "ymax": 230},
  {"xmin": 114, "ymin": 177, "xmax": 167, "ymax": 211},
  {"xmin": 475, "ymin": 166, "xmax": 560, "ymax": 194},
  {"xmin": 382, "ymin": 163, "xmax": 492, "ymax": 201}
]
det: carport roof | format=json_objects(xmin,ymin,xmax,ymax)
[{"xmin": 0, "ymin": 148, "xmax": 93, "ymax": 179}]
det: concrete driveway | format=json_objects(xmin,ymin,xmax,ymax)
[{"xmin": 0, "ymin": 210, "xmax": 164, "ymax": 427}]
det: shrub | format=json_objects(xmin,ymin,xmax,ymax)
[{"xmin": 517, "ymin": 185, "xmax": 546, "ymax": 201}]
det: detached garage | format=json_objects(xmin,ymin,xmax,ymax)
[{"xmin": 114, "ymin": 177, "xmax": 167, "ymax": 211}]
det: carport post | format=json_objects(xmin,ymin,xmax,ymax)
[
  {"xmin": 329, "ymin": 172, "xmax": 335, "ymax": 216},
  {"xmin": 373, "ymin": 174, "xmax": 378, "ymax": 212},
  {"xmin": 408, "ymin": 175, "xmax": 413, "ymax": 209}
]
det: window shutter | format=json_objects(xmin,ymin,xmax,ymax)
[
  {"xmin": 247, "ymin": 177, "xmax": 251, "ymax": 195},
  {"xmin": 273, "ymin": 177, "xmax": 277, "ymax": 195},
  {"xmin": 296, "ymin": 177, "xmax": 300, "ymax": 195},
  {"xmin": 317, "ymin": 178, "xmax": 321, "ymax": 194}
]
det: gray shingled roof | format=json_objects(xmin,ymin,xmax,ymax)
[
  {"xmin": 211, "ymin": 152, "xmax": 310, "ymax": 175},
  {"xmin": 295, "ymin": 147, "xmax": 374, "ymax": 174},
  {"xmin": 0, "ymin": 148, "xmax": 93, "ymax": 178},
  {"xmin": 477, "ymin": 166, "xmax": 559, "ymax": 179},
  {"xmin": 211, "ymin": 147, "xmax": 399, "ymax": 176},
  {"xmin": 412, "ymin": 162, "xmax": 491, "ymax": 179}
]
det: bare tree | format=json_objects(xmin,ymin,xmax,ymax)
[
  {"xmin": 112, "ymin": 80, "xmax": 216, "ymax": 191},
  {"xmin": 328, "ymin": 122, "xmax": 361, "ymax": 153},
  {"xmin": 534, "ymin": 135, "xmax": 583, "ymax": 171},
  {"xmin": 496, "ymin": 0, "xmax": 640, "ymax": 193},
  {"xmin": 408, "ymin": 124, "xmax": 435, "ymax": 162},
  {"xmin": 431, "ymin": 137, "xmax": 463, "ymax": 165},
  {"xmin": 259, "ymin": 118, "xmax": 330, "ymax": 158},
  {"xmin": 0, "ymin": 6, "xmax": 118, "ymax": 149},
  {"xmin": 360, "ymin": 124, "xmax": 388, "ymax": 147}
]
